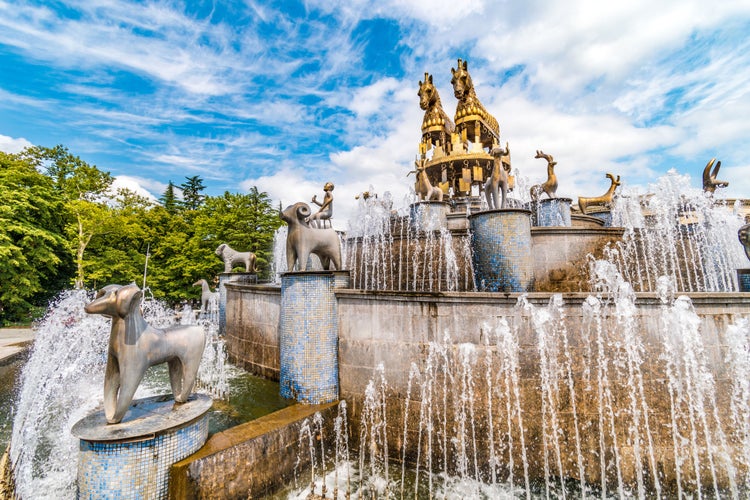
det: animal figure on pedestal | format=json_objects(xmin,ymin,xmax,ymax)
[
  {"xmin": 739, "ymin": 223, "xmax": 750, "ymax": 261},
  {"xmin": 409, "ymin": 158, "xmax": 444, "ymax": 201},
  {"xmin": 280, "ymin": 202, "xmax": 341, "ymax": 272},
  {"xmin": 215, "ymin": 243, "xmax": 256, "ymax": 273},
  {"xmin": 484, "ymin": 142, "xmax": 511, "ymax": 210},
  {"xmin": 84, "ymin": 284, "xmax": 206, "ymax": 424},
  {"xmin": 703, "ymin": 158, "xmax": 729, "ymax": 194},
  {"xmin": 418, "ymin": 72, "xmax": 455, "ymax": 154},
  {"xmin": 450, "ymin": 58, "xmax": 499, "ymax": 149},
  {"xmin": 578, "ymin": 173, "xmax": 621, "ymax": 214},
  {"xmin": 530, "ymin": 150, "xmax": 558, "ymax": 201},
  {"xmin": 192, "ymin": 279, "xmax": 219, "ymax": 314}
]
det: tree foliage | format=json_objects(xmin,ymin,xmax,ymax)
[{"xmin": 0, "ymin": 145, "xmax": 284, "ymax": 323}]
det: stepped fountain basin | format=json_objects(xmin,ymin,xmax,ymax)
[{"xmin": 223, "ymin": 283, "xmax": 750, "ymax": 496}]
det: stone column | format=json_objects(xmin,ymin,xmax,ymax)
[
  {"xmin": 409, "ymin": 201, "xmax": 448, "ymax": 231},
  {"xmin": 536, "ymin": 197, "xmax": 572, "ymax": 227},
  {"xmin": 279, "ymin": 271, "xmax": 350, "ymax": 403},
  {"xmin": 219, "ymin": 272, "xmax": 257, "ymax": 334},
  {"xmin": 469, "ymin": 209, "xmax": 533, "ymax": 292},
  {"xmin": 73, "ymin": 394, "xmax": 212, "ymax": 499}
]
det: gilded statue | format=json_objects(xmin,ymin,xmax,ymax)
[
  {"xmin": 450, "ymin": 58, "xmax": 499, "ymax": 149},
  {"xmin": 530, "ymin": 150, "xmax": 558, "ymax": 201},
  {"xmin": 418, "ymin": 72, "xmax": 455, "ymax": 155},
  {"xmin": 739, "ymin": 224, "xmax": 750, "ymax": 261},
  {"xmin": 484, "ymin": 142, "xmax": 511, "ymax": 210},
  {"xmin": 409, "ymin": 158, "xmax": 443, "ymax": 202},
  {"xmin": 703, "ymin": 158, "xmax": 729, "ymax": 194},
  {"xmin": 578, "ymin": 174, "xmax": 621, "ymax": 214}
]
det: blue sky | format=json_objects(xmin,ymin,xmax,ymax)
[{"xmin": 1, "ymin": 0, "xmax": 749, "ymax": 224}]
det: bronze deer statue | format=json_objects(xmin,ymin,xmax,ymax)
[
  {"xmin": 530, "ymin": 150, "xmax": 558, "ymax": 201},
  {"xmin": 578, "ymin": 173, "xmax": 621, "ymax": 214},
  {"xmin": 408, "ymin": 159, "xmax": 443, "ymax": 201},
  {"xmin": 484, "ymin": 142, "xmax": 511, "ymax": 210}
]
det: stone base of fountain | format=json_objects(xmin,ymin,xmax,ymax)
[
  {"xmin": 469, "ymin": 208, "xmax": 533, "ymax": 292},
  {"xmin": 535, "ymin": 197, "xmax": 572, "ymax": 227},
  {"xmin": 738, "ymin": 269, "xmax": 750, "ymax": 291},
  {"xmin": 219, "ymin": 272, "xmax": 257, "ymax": 334},
  {"xmin": 72, "ymin": 393, "xmax": 212, "ymax": 499},
  {"xmin": 409, "ymin": 201, "xmax": 448, "ymax": 231}
]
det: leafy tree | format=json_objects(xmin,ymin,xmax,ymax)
[
  {"xmin": 0, "ymin": 151, "xmax": 70, "ymax": 324},
  {"xmin": 159, "ymin": 181, "xmax": 179, "ymax": 214},
  {"xmin": 193, "ymin": 187, "xmax": 282, "ymax": 280},
  {"xmin": 180, "ymin": 175, "xmax": 206, "ymax": 211},
  {"xmin": 23, "ymin": 145, "xmax": 114, "ymax": 288}
]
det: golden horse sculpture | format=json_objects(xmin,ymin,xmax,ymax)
[
  {"xmin": 578, "ymin": 173, "xmax": 621, "ymax": 214},
  {"xmin": 418, "ymin": 72, "xmax": 455, "ymax": 154},
  {"xmin": 703, "ymin": 158, "xmax": 729, "ymax": 194},
  {"xmin": 450, "ymin": 58, "xmax": 499, "ymax": 149}
]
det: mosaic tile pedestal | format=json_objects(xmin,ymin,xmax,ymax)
[
  {"xmin": 738, "ymin": 269, "xmax": 750, "ymax": 292},
  {"xmin": 280, "ymin": 271, "xmax": 350, "ymax": 404},
  {"xmin": 536, "ymin": 197, "xmax": 572, "ymax": 227},
  {"xmin": 409, "ymin": 201, "xmax": 448, "ymax": 231},
  {"xmin": 72, "ymin": 393, "xmax": 212, "ymax": 500},
  {"xmin": 469, "ymin": 209, "xmax": 533, "ymax": 292},
  {"xmin": 219, "ymin": 272, "xmax": 257, "ymax": 334},
  {"xmin": 587, "ymin": 208, "xmax": 613, "ymax": 227}
]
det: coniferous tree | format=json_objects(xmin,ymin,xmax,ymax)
[
  {"xmin": 159, "ymin": 181, "xmax": 178, "ymax": 214},
  {"xmin": 180, "ymin": 175, "xmax": 206, "ymax": 211}
]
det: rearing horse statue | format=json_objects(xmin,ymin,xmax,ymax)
[
  {"xmin": 418, "ymin": 72, "xmax": 455, "ymax": 154},
  {"xmin": 451, "ymin": 58, "xmax": 500, "ymax": 149}
]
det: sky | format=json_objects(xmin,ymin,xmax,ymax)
[{"xmin": 1, "ymin": 0, "xmax": 749, "ymax": 226}]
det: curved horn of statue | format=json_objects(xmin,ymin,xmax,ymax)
[
  {"xmin": 280, "ymin": 202, "xmax": 341, "ymax": 271},
  {"xmin": 703, "ymin": 158, "xmax": 729, "ymax": 194}
]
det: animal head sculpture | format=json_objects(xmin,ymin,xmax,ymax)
[
  {"xmin": 450, "ymin": 58, "xmax": 472, "ymax": 100},
  {"xmin": 418, "ymin": 72, "xmax": 438, "ymax": 111},
  {"xmin": 703, "ymin": 158, "xmax": 729, "ymax": 194}
]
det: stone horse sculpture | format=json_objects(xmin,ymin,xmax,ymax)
[
  {"xmin": 215, "ymin": 243, "xmax": 256, "ymax": 273},
  {"xmin": 530, "ymin": 150, "xmax": 558, "ymax": 201},
  {"xmin": 418, "ymin": 72, "xmax": 455, "ymax": 154},
  {"xmin": 84, "ymin": 284, "xmax": 206, "ymax": 424},
  {"xmin": 484, "ymin": 142, "xmax": 511, "ymax": 210},
  {"xmin": 193, "ymin": 279, "xmax": 218, "ymax": 314},
  {"xmin": 578, "ymin": 173, "xmax": 621, "ymax": 214},
  {"xmin": 280, "ymin": 202, "xmax": 341, "ymax": 271},
  {"xmin": 703, "ymin": 158, "xmax": 729, "ymax": 194},
  {"xmin": 450, "ymin": 58, "xmax": 500, "ymax": 149},
  {"xmin": 409, "ymin": 158, "xmax": 444, "ymax": 202}
]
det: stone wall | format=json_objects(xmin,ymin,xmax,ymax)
[
  {"xmin": 336, "ymin": 289, "xmax": 750, "ymax": 494},
  {"xmin": 225, "ymin": 284, "xmax": 281, "ymax": 380},
  {"xmin": 169, "ymin": 402, "xmax": 338, "ymax": 499}
]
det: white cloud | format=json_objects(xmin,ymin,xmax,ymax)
[
  {"xmin": 111, "ymin": 175, "xmax": 159, "ymax": 201},
  {"xmin": 0, "ymin": 134, "xmax": 33, "ymax": 153}
]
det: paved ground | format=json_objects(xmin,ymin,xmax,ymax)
[{"xmin": 0, "ymin": 328, "xmax": 34, "ymax": 363}]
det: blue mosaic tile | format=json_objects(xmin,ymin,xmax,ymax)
[
  {"xmin": 536, "ymin": 198, "xmax": 572, "ymax": 227},
  {"xmin": 738, "ymin": 269, "xmax": 750, "ymax": 292},
  {"xmin": 77, "ymin": 415, "xmax": 208, "ymax": 499},
  {"xmin": 279, "ymin": 272, "xmax": 348, "ymax": 404},
  {"xmin": 469, "ymin": 209, "xmax": 533, "ymax": 292}
]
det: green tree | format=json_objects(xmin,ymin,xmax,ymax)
[
  {"xmin": 0, "ymin": 151, "xmax": 70, "ymax": 324},
  {"xmin": 159, "ymin": 181, "xmax": 179, "ymax": 214},
  {"xmin": 193, "ymin": 187, "xmax": 282, "ymax": 280},
  {"xmin": 180, "ymin": 175, "xmax": 206, "ymax": 211},
  {"xmin": 23, "ymin": 145, "xmax": 114, "ymax": 288}
]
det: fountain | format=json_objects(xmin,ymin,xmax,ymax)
[
  {"xmin": 4, "ymin": 58, "xmax": 750, "ymax": 498},
  {"xmin": 211, "ymin": 59, "xmax": 750, "ymax": 499}
]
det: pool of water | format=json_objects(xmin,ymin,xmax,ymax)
[{"xmin": 0, "ymin": 348, "xmax": 292, "ymax": 456}]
